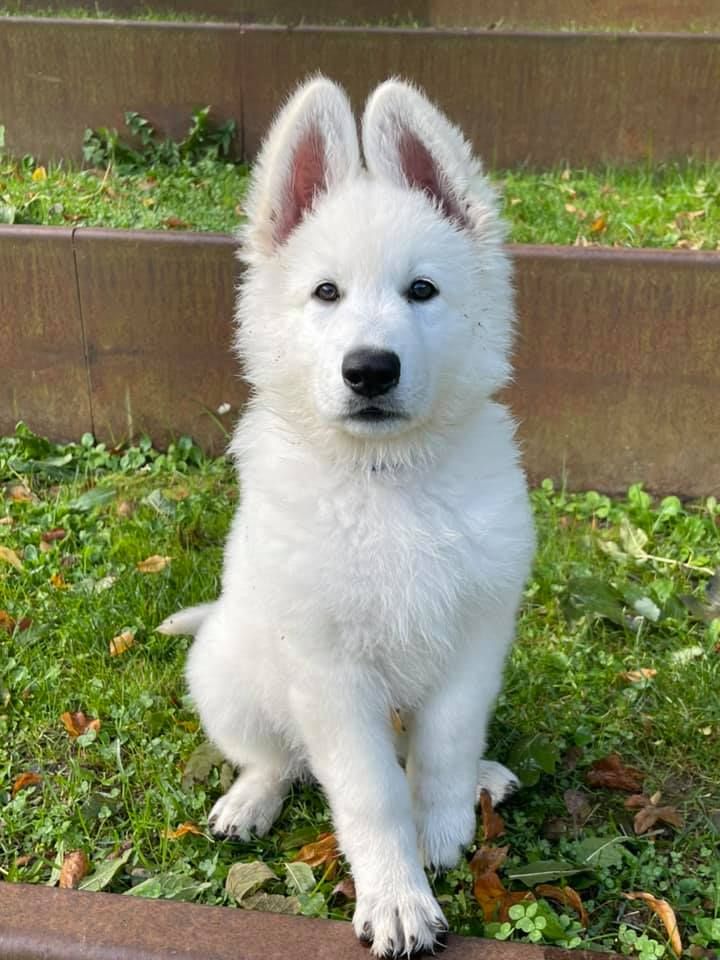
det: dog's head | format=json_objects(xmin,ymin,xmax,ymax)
[{"xmin": 236, "ymin": 76, "xmax": 513, "ymax": 464}]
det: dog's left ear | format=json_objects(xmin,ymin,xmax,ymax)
[{"xmin": 362, "ymin": 79, "xmax": 498, "ymax": 236}]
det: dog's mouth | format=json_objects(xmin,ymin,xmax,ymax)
[{"xmin": 348, "ymin": 406, "xmax": 403, "ymax": 422}]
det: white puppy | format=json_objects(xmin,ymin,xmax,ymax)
[{"xmin": 160, "ymin": 76, "xmax": 535, "ymax": 957}]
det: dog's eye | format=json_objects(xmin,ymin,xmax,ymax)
[
  {"xmin": 314, "ymin": 281, "xmax": 340, "ymax": 303},
  {"xmin": 407, "ymin": 278, "xmax": 438, "ymax": 302}
]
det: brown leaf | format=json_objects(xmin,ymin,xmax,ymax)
[
  {"xmin": 586, "ymin": 754, "xmax": 645, "ymax": 792},
  {"xmin": 590, "ymin": 215, "xmax": 607, "ymax": 234},
  {"xmin": 7, "ymin": 484, "xmax": 33, "ymax": 502},
  {"xmin": 59, "ymin": 850, "xmax": 89, "ymax": 888},
  {"xmin": 0, "ymin": 545, "xmax": 23, "ymax": 571},
  {"xmin": 0, "ymin": 610, "xmax": 16, "ymax": 633},
  {"xmin": 624, "ymin": 892, "xmax": 682, "ymax": 957},
  {"xmin": 42, "ymin": 528, "xmax": 67, "ymax": 543},
  {"xmin": 619, "ymin": 668, "xmax": 657, "ymax": 683},
  {"xmin": 61, "ymin": 711, "xmax": 101, "ymax": 738},
  {"xmin": 633, "ymin": 804, "xmax": 684, "ymax": 835},
  {"xmin": 163, "ymin": 822, "xmax": 203, "ymax": 839},
  {"xmin": 625, "ymin": 793, "xmax": 651, "ymax": 809},
  {"xmin": 116, "ymin": 500, "xmax": 136, "ymax": 518},
  {"xmin": 11, "ymin": 772, "xmax": 42, "ymax": 796},
  {"xmin": 136, "ymin": 555, "xmax": 172, "ymax": 574},
  {"xmin": 536, "ymin": 884, "xmax": 588, "ymax": 926},
  {"xmin": 331, "ymin": 877, "xmax": 356, "ymax": 901},
  {"xmin": 563, "ymin": 788, "xmax": 592, "ymax": 823},
  {"xmin": 479, "ymin": 789, "xmax": 505, "ymax": 840},
  {"xmin": 109, "ymin": 630, "xmax": 136, "ymax": 657},
  {"xmin": 295, "ymin": 832, "xmax": 338, "ymax": 869},
  {"xmin": 162, "ymin": 216, "xmax": 190, "ymax": 230},
  {"xmin": 470, "ymin": 846, "xmax": 510, "ymax": 920}
]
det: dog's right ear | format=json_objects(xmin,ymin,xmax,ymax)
[{"xmin": 242, "ymin": 76, "xmax": 360, "ymax": 257}]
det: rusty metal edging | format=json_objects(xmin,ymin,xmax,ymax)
[
  {"xmin": 0, "ymin": 882, "xmax": 615, "ymax": 960},
  {"xmin": 1, "ymin": 225, "xmax": 719, "ymax": 496},
  {"xmin": 1, "ymin": 19, "xmax": 720, "ymax": 166}
]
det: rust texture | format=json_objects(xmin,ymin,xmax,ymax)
[
  {"xmin": 1, "ymin": 227, "xmax": 719, "ymax": 496},
  {"xmin": 0, "ymin": 226, "xmax": 93, "ymax": 441},
  {"xmin": 0, "ymin": 18, "xmax": 242, "ymax": 163},
  {"xmin": 0, "ymin": 882, "xmax": 612, "ymax": 960},
  {"xmin": 1, "ymin": 20, "xmax": 720, "ymax": 166},
  {"xmin": 5, "ymin": 0, "xmax": 720, "ymax": 30},
  {"xmin": 73, "ymin": 229, "xmax": 246, "ymax": 454},
  {"xmin": 505, "ymin": 245, "xmax": 720, "ymax": 497},
  {"xmin": 240, "ymin": 26, "xmax": 720, "ymax": 168}
]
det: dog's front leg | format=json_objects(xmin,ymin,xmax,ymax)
[
  {"xmin": 291, "ymin": 674, "xmax": 447, "ymax": 958},
  {"xmin": 407, "ymin": 624, "xmax": 519, "ymax": 871}
]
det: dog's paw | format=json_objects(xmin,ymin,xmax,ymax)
[
  {"xmin": 416, "ymin": 799, "xmax": 475, "ymax": 871},
  {"xmin": 208, "ymin": 775, "xmax": 285, "ymax": 841},
  {"xmin": 354, "ymin": 889, "xmax": 448, "ymax": 957},
  {"xmin": 475, "ymin": 760, "xmax": 520, "ymax": 807}
]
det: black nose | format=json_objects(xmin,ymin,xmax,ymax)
[{"xmin": 342, "ymin": 349, "xmax": 401, "ymax": 399}]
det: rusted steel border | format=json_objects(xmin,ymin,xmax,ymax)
[
  {"xmin": 0, "ymin": 882, "xmax": 614, "ymax": 960},
  {"xmin": 5, "ymin": 0, "xmax": 720, "ymax": 31},
  {"xmin": 1, "ymin": 225, "xmax": 719, "ymax": 495},
  {"xmin": 1, "ymin": 20, "xmax": 720, "ymax": 166}
]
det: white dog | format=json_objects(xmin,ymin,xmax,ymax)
[{"xmin": 159, "ymin": 76, "xmax": 534, "ymax": 957}]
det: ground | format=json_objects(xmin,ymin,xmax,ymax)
[{"xmin": 1, "ymin": 426, "xmax": 718, "ymax": 957}]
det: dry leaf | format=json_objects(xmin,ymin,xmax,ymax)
[
  {"xmin": 12, "ymin": 771, "xmax": 42, "ymax": 796},
  {"xmin": 50, "ymin": 572, "xmax": 68, "ymax": 589},
  {"xmin": 42, "ymin": 528, "xmax": 67, "ymax": 543},
  {"xmin": 163, "ymin": 822, "xmax": 203, "ymax": 840},
  {"xmin": 0, "ymin": 545, "xmax": 23, "ymax": 571},
  {"xmin": 536, "ymin": 884, "xmax": 588, "ymax": 926},
  {"xmin": 0, "ymin": 516, "xmax": 14, "ymax": 525},
  {"xmin": 632, "ymin": 803, "xmax": 683, "ymax": 835},
  {"xmin": 31, "ymin": 166, "xmax": 47, "ymax": 181},
  {"xmin": 8, "ymin": 484, "xmax": 33, "ymax": 502},
  {"xmin": 563, "ymin": 788, "xmax": 592, "ymax": 824},
  {"xmin": 625, "ymin": 794, "xmax": 651, "ymax": 809},
  {"xmin": 620, "ymin": 668, "xmax": 657, "ymax": 683},
  {"xmin": 116, "ymin": 500, "xmax": 136, "ymax": 518},
  {"xmin": 479, "ymin": 789, "xmax": 505, "ymax": 841},
  {"xmin": 565, "ymin": 203, "xmax": 577, "ymax": 213},
  {"xmin": 331, "ymin": 877, "xmax": 356, "ymax": 901},
  {"xmin": 469, "ymin": 845, "xmax": 509, "ymax": 920},
  {"xmin": 295, "ymin": 832, "xmax": 338, "ymax": 870},
  {"xmin": 0, "ymin": 610, "xmax": 16, "ymax": 633},
  {"xmin": 61, "ymin": 711, "xmax": 101, "ymax": 738},
  {"xmin": 624, "ymin": 892, "xmax": 682, "ymax": 957},
  {"xmin": 136, "ymin": 555, "xmax": 172, "ymax": 574},
  {"xmin": 162, "ymin": 216, "xmax": 190, "ymax": 230},
  {"xmin": 586, "ymin": 754, "xmax": 645, "ymax": 792},
  {"xmin": 109, "ymin": 630, "xmax": 136, "ymax": 657},
  {"xmin": 590, "ymin": 215, "xmax": 607, "ymax": 234},
  {"xmin": 59, "ymin": 850, "xmax": 89, "ymax": 888}
]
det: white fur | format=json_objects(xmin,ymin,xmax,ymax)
[{"xmin": 169, "ymin": 77, "xmax": 535, "ymax": 957}]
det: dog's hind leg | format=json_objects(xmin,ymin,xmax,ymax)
[{"xmin": 185, "ymin": 609, "xmax": 300, "ymax": 840}]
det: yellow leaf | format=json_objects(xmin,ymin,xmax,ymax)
[
  {"xmin": 590, "ymin": 215, "xmax": 607, "ymax": 234},
  {"xmin": 31, "ymin": 166, "xmax": 47, "ymax": 181},
  {"xmin": 136, "ymin": 555, "xmax": 172, "ymax": 574},
  {"xmin": 109, "ymin": 630, "xmax": 136, "ymax": 657},
  {"xmin": 624, "ymin": 892, "xmax": 682, "ymax": 957},
  {"xmin": 0, "ymin": 545, "xmax": 23, "ymax": 571},
  {"xmin": 295, "ymin": 833, "xmax": 338, "ymax": 870},
  {"xmin": 163, "ymin": 822, "xmax": 203, "ymax": 839},
  {"xmin": 50, "ymin": 572, "xmax": 68, "ymax": 589}
]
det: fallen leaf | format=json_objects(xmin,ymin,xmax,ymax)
[
  {"xmin": 295, "ymin": 833, "xmax": 338, "ymax": 870},
  {"xmin": 42, "ymin": 528, "xmax": 67, "ymax": 543},
  {"xmin": 285, "ymin": 861, "xmax": 315, "ymax": 894},
  {"xmin": 624, "ymin": 892, "xmax": 682, "ymax": 957},
  {"xmin": 226, "ymin": 861, "xmax": 278, "ymax": 903},
  {"xmin": 14, "ymin": 854, "xmax": 33, "ymax": 867},
  {"xmin": 50, "ymin": 572, "xmax": 68, "ymax": 589},
  {"xmin": 241, "ymin": 892, "xmax": 301, "ymax": 914},
  {"xmin": 630, "ymin": 801, "xmax": 684, "ymax": 835},
  {"xmin": 619, "ymin": 668, "xmax": 657, "ymax": 683},
  {"xmin": 59, "ymin": 850, "xmax": 89, "ymax": 888},
  {"xmin": 109, "ymin": 630, "xmax": 136, "ymax": 657},
  {"xmin": 470, "ymin": 845, "xmax": 511, "ymax": 920},
  {"xmin": 0, "ymin": 545, "xmax": 23, "ymax": 571},
  {"xmin": 162, "ymin": 216, "xmax": 190, "ymax": 230},
  {"xmin": 625, "ymin": 793, "xmax": 651, "ymax": 809},
  {"xmin": 564, "ymin": 203, "xmax": 577, "ymax": 213},
  {"xmin": 8, "ymin": 484, "xmax": 33, "ymax": 502},
  {"xmin": 479, "ymin": 789, "xmax": 505, "ymax": 840},
  {"xmin": 136, "ymin": 555, "xmax": 172, "ymax": 574},
  {"xmin": 331, "ymin": 877, "xmax": 356, "ymax": 901},
  {"xmin": 31, "ymin": 165, "xmax": 47, "ymax": 181},
  {"xmin": 586, "ymin": 754, "xmax": 645, "ymax": 792},
  {"xmin": 590, "ymin": 214, "xmax": 607, "ymax": 234},
  {"xmin": 0, "ymin": 610, "xmax": 16, "ymax": 633},
  {"xmin": 563, "ymin": 788, "xmax": 592, "ymax": 824},
  {"xmin": 181, "ymin": 740, "xmax": 224, "ymax": 790},
  {"xmin": 536, "ymin": 884, "xmax": 588, "ymax": 926},
  {"xmin": 162, "ymin": 822, "xmax": 203, "ymax": 840},
  {"xmin": 61, "ymin": 711, "xmax": 101, "ymax": 738},
  {"xmin": 0, "ymin": 516, "xmax": 14, "ymax": 525},
  {"xmin": 12, "ymin": 771, "xmax": 42, "ymax": 796},
  {"xmin": 78, "ymin": 848, "xmax": 132, "ymax": 891},
  {"xmin": 116, "ymin": 500, "xmax": 136, "ymax": 518}
]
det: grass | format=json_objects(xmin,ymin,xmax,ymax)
[
  {"xmin": 1, "ymin": 424, "xmax": 719, "ymax": 957},
  {"xmin": 2, "ymin": 151, "xmax": 720, "ymax": 249}
]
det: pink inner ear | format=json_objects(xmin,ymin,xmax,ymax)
[
  {"xmin": 398, "ymin": 129, "xmax": 465, "ymax": 225},
  {"xmin": 276, "ymin": 127, "xmax": 327, "ymax": 245}
]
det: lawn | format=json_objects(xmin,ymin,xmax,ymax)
[
  {"xmin": 1, "ymin": 425, "xmax": 718, "ymax": 957},
  {"xmin": 2, "ymin": 121, "xmax": 720, "ymax": 248}
]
